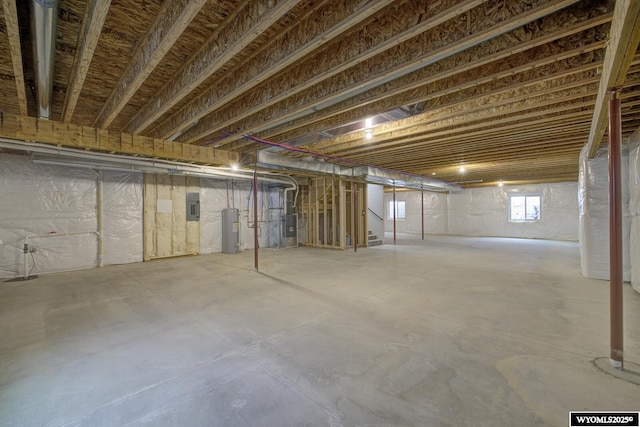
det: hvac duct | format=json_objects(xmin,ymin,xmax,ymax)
[{"xmin": 30, "ymin": 0, "xmax": 58, "ymax": 119}]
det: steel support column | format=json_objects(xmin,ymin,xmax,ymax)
[
  {"xmin": 254, "ymin": 169, "xmax": 259, "ymax": 271},
  {"xmin": 421, "ymin": 187, "xmax": 424, "ymax": 240},
  {"xmin": 608, "ymin": 89, "xmax": 623, "ymax": 369},
  {"xmin": 393, "ymin": 183, "xmax": 396, "ymax": 244}
]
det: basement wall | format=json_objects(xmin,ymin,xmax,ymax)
[
  {"xmin": 0, "ymin": 153, "xmax": 143, "ymax": 278},
  {"xmin": 383, "ymin": 182, "xmax": 578, "ymax": 241},
  {"xmin": 0, "ymin": 154, "xmax": 275, "ymax": 278}
]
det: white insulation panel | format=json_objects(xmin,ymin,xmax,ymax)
[
  {"xmin": 578, "ymin": 144, "xmax": 632, "ymax": 282},
  {"xmin": 0, "ymin": 154, "xmax": 143, "ymax": 278},
  {"xmin": 384, "ymin": 182, "xmax": 578, "ymax": 240},
  {"xmin": 103, "ymin": 171, "xmax": 143, "ymax": 265}
]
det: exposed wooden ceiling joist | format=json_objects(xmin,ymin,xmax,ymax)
[
  {"xmin": 1, "ymin": 0, "xmax": 27, "ymax": 116},
  {"xmin": 92, "ymin": 0, "xmax": 206, "ymax": 128},
  {"xmin": 181, "ymin": 0, "xmax": 584, "ymax": 146},
  {"xmin": 586, "ymin": 0, "xmax": 640, "ymax": 157},
  {"xmin": 124, "ymin": 0, "xmax": 301, "ymax": 134},
  {"xmin": 175, "ymin": 0, "xmax": 496, "ymax": 144},
  {"xmin": 61, "ymin": 0, "xmax": 111, "ymax": 123},
  {"xmin": 261, "ymin": 13, "xmax": 613, "ymax": 143},
  {"xmin": 148, "ymin": 0, "xmax": 397, "ymax": 140}
]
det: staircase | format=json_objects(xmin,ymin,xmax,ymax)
[{"xmin": 368, "ymin": 230, "xmax": 383, "ymax": 247}]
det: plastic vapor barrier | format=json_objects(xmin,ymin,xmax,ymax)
[
  {"xmin": 628, "ymin": 129, "xmax": 640, "ymax": 292},
  {"xmin": 383, "ymin": 191, "xmax": 448, "ymax": 234},
  {"xmin": 578, "ymin": 144, "xmax": 631, "ymax": 281},
  {"xmin": 1, "ymin": 154, "xmax": 95, "ymax": 277},
  {"xmin": 448, "ymin": 183, "xmax": 578, "ymax": 240},
  {"xmin": 102, "ymin": 171, "xmax": 143, "ymax": 265}
]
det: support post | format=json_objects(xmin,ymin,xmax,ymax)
[
  {"xmin": 421, "ymin": 187, "xmax": 424, "ymax": 241},
  {"xmin": 254, "ymin": 169, "xmax": 259, "ymax": 271},
  {"xmin": 608, "ymin": 89, "xmax": 623, "ymax": 369},
  {"xmin": 393, "ymin": 182, "xmax": 396, "ymax": 244},
  {"xmin": 354, "ymin": 183, "xmax": 358, "ymax": 253}
]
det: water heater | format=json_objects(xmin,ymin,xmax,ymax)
[{"xmin": 222, "ymin": 208, "xmax": 240, "ymax": 254}]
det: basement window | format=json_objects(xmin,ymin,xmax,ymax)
[
  {"xmin": 388, "ymin": 201, "xmax": 406, "ymax": 220},
  {"xmin": 509, "ymin": 195, "xmax": 541, "ymax": 222}
]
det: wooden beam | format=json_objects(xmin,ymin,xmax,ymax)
[
  {"xmin": 149, "ymin": 0, "xmax": 396, "ymax": 139},
  {"xmin": 124, "ymin": 0, "xmax": 300, "ymax": 135},
  {"xmin": 92, "ymin": 0, "xmax": 206, "ymax": 128},
  {"xmin": 61, "ymin": 0, "xmax": 112, "ymax": 123},
  {"xmin": 181, "ymin": 0, "xmax": 583, "ymax": 145},
  {"xmin": 177, "ymin": 0, "xmax": 488, "ymax": 144},
  {"xmin": 0, "ymin": 111, "xmax": 238, "ymax": 166},
  {"xmin": 1, "ymin": 0, "xmax": 27, "ymax": 115},
  {"xmin": 586, "ymin": 0, "xmax": 640, "ymax": 157}
]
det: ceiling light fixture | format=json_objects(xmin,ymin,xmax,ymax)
[
  {"xmin": 498, "ymin": 181, "xmax": 504, "ymax": 187},
  {"xmin": 365, "ymin": 117, "xmax": 373, "ymax": 128},
  {"xmin": 365, "ymin": 129, "xmax": 373, "ymax": 139},
  {"xmin": 459, "ymin": 166, "xmax": 466, "ymax": 173}
]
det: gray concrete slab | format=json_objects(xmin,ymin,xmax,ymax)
[{"xmin": 1, "ymin": 234, "xmax": 639, "ymax": 426}]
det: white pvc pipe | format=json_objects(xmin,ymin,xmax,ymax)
[
  {"xmin": 97, "ymin": 171, "xmax": 104, "ymax": 268},
  {"xmin": 24, "ymin": 231, "xmax": 100, "ymax": 278}
]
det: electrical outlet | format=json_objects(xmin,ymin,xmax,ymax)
[{"xmin": 29, "ymin": 247, "xmax": 36, "ymax": 253}]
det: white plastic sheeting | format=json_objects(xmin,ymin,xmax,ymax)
[
  {"xmin": 385, "ymin": 183, "xmax": 578, "ymax": 240},
  {"xmin": 578, "ymin": 144, "xmax": 631, "ymax": 281},
  {"xmin": 0, "ymin": 154, "xmax": 143, "ymax": 278},
  {"xmin": 628, "ymin": 129, "xmax": 640, "ymax": 292},
  {"xmin": 449, "ymin": 183, "xmax": 578, "ymax": 240},
  {"xmin": 102, "ymin": 171, "xmax": 143, "ymax": 265},
  {"xmin": 383, "ymin": 190, "xmax": 448, "ymax": 234}
]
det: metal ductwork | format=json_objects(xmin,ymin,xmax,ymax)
[{"xmin": 30, "ymin": 0, "xmax": 58, "ymax": 119}]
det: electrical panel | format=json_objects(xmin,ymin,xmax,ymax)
[{"xmin": 186, "ymin": 192, "xmax": 200, "ymax": 221}]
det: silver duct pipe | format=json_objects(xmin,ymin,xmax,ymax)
[{"xmin": 30, "ymin": 0, "xmax": 58, "ymax": 119}]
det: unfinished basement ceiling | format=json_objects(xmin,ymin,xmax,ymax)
[{"xmin": 1, "ymin": 0, "xmax": 639, "ymax": 186}]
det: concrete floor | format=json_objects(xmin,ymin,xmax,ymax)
[{"xmin": 1, "ymin": 234, "xmax": 639, "ymax": 427}]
